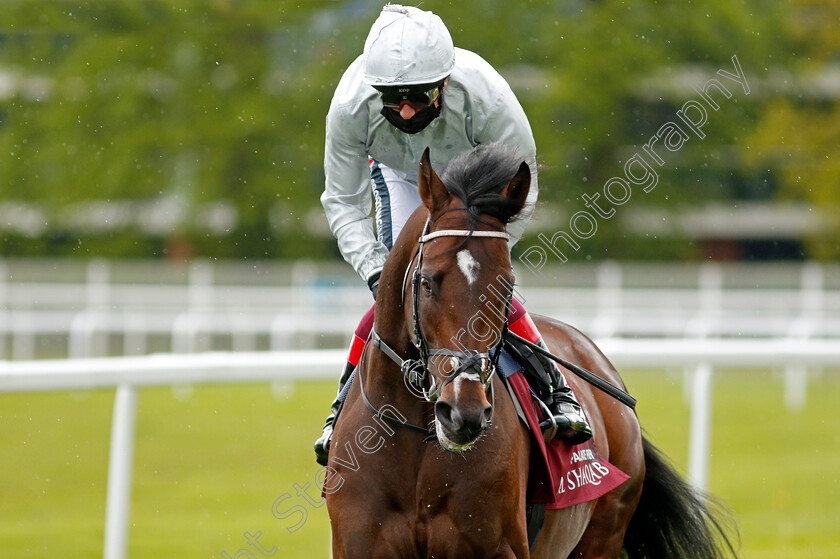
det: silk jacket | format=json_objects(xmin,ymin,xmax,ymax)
[{"xmin": 322, "ymin": 47, "xmax": 538, "ymax": 282}]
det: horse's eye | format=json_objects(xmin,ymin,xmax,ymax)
[{"xmin": 420, "ymin": 277, "xmax": 432, "ymax": 295}]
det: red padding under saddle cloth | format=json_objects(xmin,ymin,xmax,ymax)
[{"xmin": 506, "ymin": 371, "xmax": 629, "ymax": 510}]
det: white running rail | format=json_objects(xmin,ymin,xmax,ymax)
[
  {"xmin": 1, "ymin": 260, "xmax": 839, "ymax": 359},
  {"xmin": 2, "ymin": 340, "xmax": 840, "ymax": 559}
]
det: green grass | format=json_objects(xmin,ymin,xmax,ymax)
[
  {"xmin": 634, "ymin": 370, "xmax": 840, "ymax": 559},
  {"xmin": 1, "ymin": 371, "xmax": 839, "ymax": 558}
]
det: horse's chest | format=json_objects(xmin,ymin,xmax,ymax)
[
  {"xmin": 405, "ymin": 470, "xmax": 523, "ymax": 556},
  {"xmin": 415, "ymin": 514, "xmax": 507, "ymax": 559}
]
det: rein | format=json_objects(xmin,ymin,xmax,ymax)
[
  {"xmin": 355, "ymin": 346, "xmax": 436, "ymax": 440},
  {"xmin": 506, "ymin": 331, "xmax": 638, "ymax": 409}
]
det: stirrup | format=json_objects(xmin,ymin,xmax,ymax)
[
  {"xmin": 536, "ymin": 396, "xmax": 593, "ymax": 445},
  {"xmin": 535, "ymin": 398, "xmax": 558, "ymax": 444}
]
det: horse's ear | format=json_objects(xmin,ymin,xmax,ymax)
[
  {"xmin": 502, "ymin": 161, "xmax": 531, "ymax": 216},
  {"xmin": 418, "ymin": 147, "xmax": 449, "ymax": 214}
]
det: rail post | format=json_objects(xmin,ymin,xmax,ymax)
[
  {"xmin": 784, "ymin": 263, "xmax": 823, "ymax": 411},
  {"xmin": 103, "ymin": 383, "xmax": 138, "ymax": 559},
  {"xmin": 688, "ymin": 362, "xmax": 713, "ymax": 490}
]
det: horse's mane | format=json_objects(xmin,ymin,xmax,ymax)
[{"xmin": 438, "ymin": 142, "xmax": 528, "ymax": 229}]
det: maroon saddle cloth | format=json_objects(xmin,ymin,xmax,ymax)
[{"xmin": 501, "ymin": 363, "xmax": 629, "ymax": 509}]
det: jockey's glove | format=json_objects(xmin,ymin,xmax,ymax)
[{"xmin": 367, "ymin": 270, "xmax": 382, "ymax": 301}]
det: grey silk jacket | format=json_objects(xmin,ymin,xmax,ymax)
[{"xmin": 321, "ymin": 47, "xmax": 539, "ymax": 283}]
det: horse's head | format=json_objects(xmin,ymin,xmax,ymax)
[{"xmin": 407, "ymin": 144, "xmax": 531, "ymax": 452}]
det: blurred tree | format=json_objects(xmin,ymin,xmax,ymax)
[
  {"xmin": 744, "ymin": 0, "xmax": 840, "ymax": 259},
  {"xmin": 0, "ymin": 0, "xmax": 359, "ymax": 259},
  {"xmin": 0, "ymin": 0, "xmax": 831, "ymax": 262},
  {"xmin": 431, "ymin": 0, "xmax": 793, "ymax": 260}
]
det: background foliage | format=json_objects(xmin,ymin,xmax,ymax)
[{"xmin": 0, "ymin": 0, "xmax": 836, "ymax": 261}]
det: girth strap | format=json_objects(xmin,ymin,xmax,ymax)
[{"xmin": 526, "ymin": 503, "xmax": 546, "ymax": 550}]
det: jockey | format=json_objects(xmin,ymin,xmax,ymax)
[{"xmin": 316, "ymin": 4, "xmax": 591, "ymax": 466}]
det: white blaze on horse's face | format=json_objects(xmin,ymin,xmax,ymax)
[
  {"xmin": 454, "ymin": 371, "xmax": 482, "ymax": 391},
  {"xmin": 456, "ymin": 249, "xmax": 480, "ymax": 287}
]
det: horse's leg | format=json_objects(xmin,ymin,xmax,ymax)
[
  {"xmin": 529, "ymin": 503, "xmax": 594, "ymax": 558},
  {"xmin": 565, "ymin": 486, "xmax": 643, "ymax": 558},
  {"xmin": 566, "ymin": 407, "xmax": 644, "ymax": 559},
  {"xmin": 559, "ymin": 341, "xmax": 645, "ymax": 558},
  {"xmin": 530, "ymin": 475, "xmax": 644, "ymax": 559}
]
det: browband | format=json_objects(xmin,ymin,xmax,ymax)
[
  {"xmin": 402, "ymin": 220, "xmax": 509, "ymax": 306},
  {"xmin": 419, "ymin": 229, "xmax": 510, "ymax": 243}
]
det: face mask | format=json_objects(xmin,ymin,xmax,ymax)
[{"xmin": 380, "ymin": 101, "xmax": 442, "ymax": 134}]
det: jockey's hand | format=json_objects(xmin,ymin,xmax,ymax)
[{"xmin": 367, "ymin": 270, "xmax": 381, "ymax": 301}]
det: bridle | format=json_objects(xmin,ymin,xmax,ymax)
[
  {"xmin": 358, "ymin": 216, "xmax": 638, "ymax": 439},
  {"xmin": 370, "ymin": 217, "xmax": 512, "ymax": 404}
]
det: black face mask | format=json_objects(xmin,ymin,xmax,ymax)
[{"xmin": 380, "ymin": 101, "xmax": 442, "ymax": 134}]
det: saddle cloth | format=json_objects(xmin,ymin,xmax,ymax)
[{"xmin": 497, "ymin": 350, "xmax": 629, "ymax": 509}]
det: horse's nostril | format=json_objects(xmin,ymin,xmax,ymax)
[
  {"xmin": 462, "ymin": 405, "xmax": 490, "ymax": 436},
  {"xmin": 435, "ymin": 400, "xmax": 463, "ymax": 431},
  {"xmin": 481, "ymin": 404, "xmax": 492, "ymax": 427}
]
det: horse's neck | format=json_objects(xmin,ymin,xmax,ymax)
[
  {"xmin": 365, "ymin": 217, "xmax": 425, "ymax": 403},
  {"xmin": 363, "ymin": 297, "xmax": 427, "ymax": 428},
  {"xmin": 372, "ymin": 210, "xmax": 425, "ymax": 357},
  {"xmin": 370, "ymin": 265, "xmax": 416, "ymax": 384}
]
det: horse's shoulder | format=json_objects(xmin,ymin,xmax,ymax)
[{"xmin": 530, "ymin": 313, "xmax": 587, "ymax": 342}]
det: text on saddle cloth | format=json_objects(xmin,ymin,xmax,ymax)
[{"xmin": 498, "ymin": 350, "xmax": 630, "ymax": 509}]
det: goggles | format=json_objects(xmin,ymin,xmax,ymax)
[{"xmin": 375, "ymin": 81, "xmax": 444, "ymax": 109}]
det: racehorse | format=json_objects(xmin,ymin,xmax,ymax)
[{"xmin": 325, "ymin": 144, "xmax": 736, "ymax": 558}]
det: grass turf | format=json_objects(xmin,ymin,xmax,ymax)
[{"xmin": 1, "ymin": 370, "xmax": 839, "ymax": 558}]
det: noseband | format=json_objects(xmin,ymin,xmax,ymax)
[{"xmin": 373, "ymin": 218, "xmax": 511, "ymax": 403}]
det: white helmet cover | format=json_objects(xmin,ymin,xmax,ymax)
[{"xmin": 363, "ymin": 5, "xmax": 455, "ymax": 86}]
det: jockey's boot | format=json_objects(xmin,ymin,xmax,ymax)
[
  {"xmin": 508, "ymin": 306, "xmax": 592, "ymax": 445},
  {"xmin": 314, "ymin": 360, "xmax": 355, "ymax": 466},
  {"xmin": 533, "ymin": 338, "xmax": 592, "ymax": 445}
]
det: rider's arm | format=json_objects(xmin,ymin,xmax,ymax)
[
  {"xmin": 475, "ymin": 85, "xmax": 539, "ymax": 248},
  {"xmin": 321, "ymin": 102, "xmax": 389, "ymax": 284}
]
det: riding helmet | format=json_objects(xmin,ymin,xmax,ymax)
[{"xmin": 362, "ymin": 5, "xmax": 455, "ymax": 86}]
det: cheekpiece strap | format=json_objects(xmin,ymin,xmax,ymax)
[{"xmin": 371, "ymin": 329, "xmax": 425, "ymax": 388}]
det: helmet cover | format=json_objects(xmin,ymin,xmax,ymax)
[{"xmin": 363, "ymin": 5, "xmax": 455, "ymax": 86}]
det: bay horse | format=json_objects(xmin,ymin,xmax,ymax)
[{"xmin": 325, "ymin": 144, "xmax": 736, "ymax": 558}]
